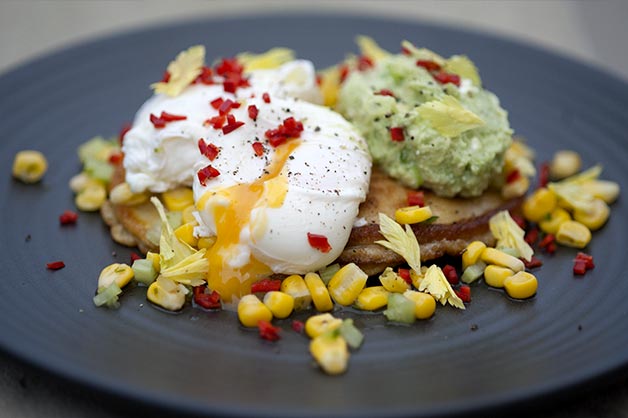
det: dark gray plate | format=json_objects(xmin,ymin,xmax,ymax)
[{"xmin": 1, "ymin": 14, "xmax": 627, "ymax": 418}]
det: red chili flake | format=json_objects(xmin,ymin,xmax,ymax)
[
  {"xmin": 197, "ymin": 165, "xmax": 220, "ymax": 186},
  {"xmin": 575, "ymin": 252, "xmax": 595, "ymax": 270},
  {"xmin": 506, "ymin": 169, "xmax": 521, "ymax": 184},
  {"xmin": 523, "ymin": 256, "xmax": 543, "ymax": 270},
  {"xmin": 307, "ymin": 232, "xmax": 332, "ymax": 253},
  {"xmin": 248, "ymin": 104, "xmax": 259, "ymax": 121},
  {"xmin": 262, "ymin": 92, "xmax": 271, "ymax": 103},
  {"xmin": 108, "ymin": 152, "xmax": 123, "ymax": 165},
  {"xmin": 407, "ymin": 190, "xmax": 425, "ymax": 207},
  {"xmin": 401, "ymin": 45, "xmax": 411, "ymax": 55},
  {"xmin": 118, "ymin": 122, "xmax": 132, "ymax": 146},
  {"xmin": 198, "ymin": 138, "xmax": 219, "ymax": 161},
  {"xmin": 130, "ymin": 252, "xmax": 142, "ymax": 263},
  {"xmin": 375, "ymin": 89, "xmax": 395, "ymax": 98},
  {"xmin": 511, "ymin": 213, "xmax": 527, "ymax": 230},
  {"xmin": 524, "ymin": 227, "xmax": 539, "ymax": 246},
  {"xmin": 339, "ymin": 65, "xmax": 350, "ymax": 83},
  {"xmin": 390, "ymin": 127, "xmax": 405, "ymax": 142},
  {"xmin": 442, "ymin": 265, "xmax": 459, "ymax": 285},
  {"xmin": 264, "ymin": 116, "xmax": 304, "ymax": 147},
  {"xmin": 291, "ymin": 319, "xmax": 305, "ymax": 333},
  {"xmin": 252, "ymin": 142, "xmax": 265, "ymax": 157},
  {"xmin": 193, "ymin": 286, "xmax": 222, "ymax": 309},
  {"xmin": 205, "ymin": 115, "xmax": 226, "ymax": 129},
  {"xmin": 315, "ymin": 74, "xmax": 322, "ymax": 86},
  {"xmin": 545, "ymin": 242, "xmax": 556, "ymax": 254},
  {"xmin": 218, "ymin": 98, "xmax": 240, "ymax": 115},
  {"xmin": 398, "ymin": 268, "xmax": 412, "ymax": 285},
  {"xmin": 215, "ymin": 57, "xmax": 244, "ymax": 76},
  {"xmin": 59, "ymin": 210, "xmax": 78, "ymax": 225},
  {"xmin": 46, "ymin": 261, "xmax": 65, "ymax": 270},
  {"xmin": 538, "ymin": 162, "xmax": 550, "ymax": 189},
  {"xmin": 251, "ymin": 278, "xmax": 282, "ymax": 293},
  {"xmin": 194, "ymin": 66, "xmax": 214, "ymax": 85},
  {"xmin": 150, "ymin": 111, "xmax": 187, "ymax": 129},
  {"xmin": 357, "ymin": 55, "xmax": 374, "ymax": 71},
  {"xmin": 573, "ymin": 260, "xmax": 588, "ymax": 276},
  {"xmin": 539, "ymin": 234, "xmax": 556, "ymax": 252},
  {"xmin": 433, "ymin": 71, "xmax": 461, "ymax": 86},
  {"xmin": 258, "ymin": 320, "xmax": 281, "ymax": 341},
  {"xmin": 416, "ymin": 60, "xmax": 441, "ymax": 72},
  {"xmin": 210, "ymin": 97, "xmax": 224, "ymax": 110},
  {"xmin": 222, "ymin": 118, "xmax": 244, "ymax": 135},
  {"xmin": 161, "ymin": 71, "xmax": 171, "ymax": 83},
  {"xmin": 150, "ymin": 113, "xmax": 166, "ymax": 128},
  {"xmin": 455, "ymin": 285, "xmax": 471, "ymax": 303}
]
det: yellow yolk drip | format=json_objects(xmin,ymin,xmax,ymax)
[{"xmin": 197, "ymin": 140, "xmax": 300, "ymax": 304}]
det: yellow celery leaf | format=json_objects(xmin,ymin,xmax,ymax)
[
  {"xmin": 489, "ymin": 210, "xmax": 534, "ymax": 261},
  {"xmin": 417, "ymin": 95, "xmax": 485, "ymax": 138},
  {"xmin": 401, "ymin": 41, "xmax": 446, "ymax": 66},
  {"xmin": 356, "ymin": 35, "xmax": 390, "ymax": 62},
  {"xmin": 445, "ymin": 55, "xmax": 482, "ymax": 87},
  {"xmin": 375, "ymin": 213, "xmax": 421, "ymax": 274},
  {"xmin": 159, "ymin": 249, "xmax": 208, "ymax": 287},
  {"xmin": 418, "ymin": 265, "xmax": 465, "ymax": 310},
  {"xmin": 151, "ymin": 45, "xmax": 205, "ymax": 97},
  {"xmin": 559, "ymin": 165, "xmax": 602, "ymax": 185},
  {"xmin": 547, "ymin": 165, "xmax": 603, "ymax": 213},
  {"xmin": 150, "ymin": 197, "xmax": 195, "ymax": 269},
  {"xmin": 237, "ymin": 48, "xmax": 295, "ymax": 72}
]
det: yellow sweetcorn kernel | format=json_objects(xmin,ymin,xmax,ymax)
[
  {"xmin": 522, "ymin": 188, "xmax": 557, "ymax": 222},
  {"xmin": 147, "ymin": 277, "xmax": 189, "ymax": 311},
  {"xmin": 355, "ymin": 286, "xmax": 389, "ymax": 311},
  {"xmin": 237, "ymin": 294, "xmax": 273, "ymax": 327},
  {"xmin": 13, "ymin": 150, "xmax": 48, "ymax": 183},
  {"xmin": 462, "ymin": 241, "xmax": 487, "ymax": 270},
  {"xmin": 403, "ymin": 290, "xmax": 436, "ymax": 319},
  {"xmin": 304, "ymin": 272, "xmax": 333, "ymax": 312},
  {"xmin": 174, "ymin": 223, "xmax": 198, "ymax": 247},
  {"xmin": 181, "ymin": 205, "xmax": 198, "ymax": 225},
  {"xmin": 97, "ymin": 263, "xmax": 134, "ymax": 292},
  {"xmin": 262, "ymin": 291, "xmax": 294, "ymax": 319},
  {"xmin": 328, "ymin": 263, "xmax": 368, "ymax": 306},
  {"xmin": 550, "ymin": 150, "xmax": 582, "ymax": 180},
  {"xmin": 310, "ymin": 333, "xmax": 349, "ymax": 375},
  {"xmin": 146, "ymin": 251, "xmax": 161, "ymax": 273},
  {"xmin": 484, "ymin": 265, "xmax": 514, "ymax": 288},
  {"xmin": 481, "ymin": 248, "xmax": 525, "ymax": 272},
  {"xmin": 556, "ymin": 221, "xmax": 591, "ymax": 248},
  {"xmin": 280, "ymin": 274, "xmax": 312, "ymax": 310},
  {"xmin": 581, "ymin": 180, "xmax": 620, "ymax": 204},
  {"xmin": 75, "ymin": 183, "xmax": 107, "ymax": 211},
  {"xmin": 539, "ymin": 207, "xmax": 571, "ymax": 235},
  {"xmin": 318, "ymin": 66, "xmax": 341, "ymax": 107},
  {"xmin": 161, "ymin": 187, "xmax": 194, "ymax": 212},
  {"xmin": 197, "ymin": 236, "xmax": 216, "ymax": 249},
  {"xmin": 410, "ymin": 266, "xmax": 428, "ymax": 289},
  {"xmin": 503, "ymin": 271, "xmax": 538, "ymax": 299},
  {"xmin": 305, "ymin": 313, "xmax": 343, "ymax": 339},
  {"xmin": 394, "ymin": 205, "xmax": 433, "ymax": 225},
  {"xmin": 379, "ymin": 267, "xmax": 410, "ymax": 293},
  {"xmin": 573, "ymin": 199, "xmax": 610, "ymax": 231},
  {"xmin": 109, "ymin": 182, "xmax": 149, "ymax": 206}
]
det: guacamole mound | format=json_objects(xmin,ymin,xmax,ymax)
[{"xmin": 336, "ymin": 47, "xmax": 512, "ymax": 197}]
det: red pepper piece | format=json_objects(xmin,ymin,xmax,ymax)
[
  {"xmin": 575, "ymin": 252, "xmax": 595, "ymax": 270},
  {"xmin": 264, "ymin": 116, "xmax": 304, "ymax": 147},
  {"xmin": 315, "ymin": 74, "xmax": 322, "ymax": 86},
  {"xmin": 339, "ymin": 65, "xmax": 350, "ymax": 83},
  {"xmin": 215, "ymin": 57, "xmax": 244, "ymax": 76},
  {"xmin": 357, "ymin": 55, "xmax": 374, "ymax": 71},
  {"xmin": 433, "ymin": 71, "xmax": 461, "ymax": 86},
  {"xmin": 401, "ymin": 45, "xmax": 411, "ymax": 55},
  {"xmin": 193, "ymin": 286, "xmax": 222, "ymax": 309},
  {"xmin": 291, "ymin": 319, "xmax": 305, "ymax": 333},
  {"xmin": 251, "ymin": 278, "xmax": 282, "ymax": 293},
  {"xmin": 210, "ymin": 97, "xmax": 224, "ymax": 110},
  {"xmin": 522, "ymin": 256, "xmax": 543, "ymax": 269},
  {"xmin": 130, "ymin": 252, "xmax": 142, "ymax": 263},
  {"xmin": 198, "ymin": 138, "xmax": 219, "ymax": 161},
  {"xmin": 375, "ymin": 89, "xmax": 395, "ymax": 98},
  {"xmin": 59, "ymin": 210, "xmax": 78, "ymax": 226},
  {"xmin": 118, "ymin": 122, "xmax": 132, "ymax": 146},
  {"xmin": 307, "ymin": 233, "xmax": 332, "ymax": 253},
  {"xmin": 511, "ymin": 213, "xmax": 527, "ymax": 230},
  {"xmin": 150, "ymin": 113, "xmax": 166, "ymax": 128},
  {"xmin": 416, "ymin": 60, "xmax": 441, "ymax": 72},
  {"xmin": 222, "ymin": 119, "xmax": 245, "ymax": 135},
  {"xmin": 506, "ymin": 169, "xmax": 521, "ymax": 184},
  {"xmin": 194, "ymin": 66, "xmax": 214, "ymax": 85},
  {"xmin": 262, "ymin": 92, "xmax": 271, "ymax": 103},
  {"xmin": 218, "ymin": 98, "xmax": 238, "ymax": 115},
  {"xmin": 248, "ymin": 104, "xmax": 259, "ymax": 121},
  {"xmin": 108, "ymin": 152, "xmax": 123, "ymax": 165},
  {"xmin": 160, "ymin": 111, "xmax": 187, "ymax": 122},
  {"xmin": 258, "ymin": 320, "xmax": 281, "ymax": 341},
  {"xmin": 407, "ymin": 190, "xmax": 425, "ymax": 207},
  {"xmin": 46, "ymin": 261, "xmax": 65, "ymax": 270},
  {"xmin": 545, "ymin": 242, "xmax": 556, "ymax": 254},
  {"xmin": 539, "ymin": 234, "xmax": 556, "ymax": 254},
  {"xmin": 442, "ymin": 265, "xmax": 459, "ymax": 285},
  {"xmin": 398, "ymin": 268, "xmax": 412, "ymax": 285},
  {"xmin": 205, "ymin": 115, "xmax": 226, "ymax": 129},
  {"xmin": 538, "ymin": 162, "xmax": 550, "ymax": 189},
  {"xmin": 161, "ymin": 71, "xmax": 171, "ymax": 83},
  {"xmin": 390, "ymin": 127, "xmax": 405, "ymax": 142},
  {"xmin": 524, "ymin": 227, "xmax": 539, "ymax": 246},
  {"xmin": 455, "ymin": 285, "xmax": 471, "ymax": 303},
  {"xmin": 252, "ymin": 142, "xmax": 265, "ymax": 157},
  {"xmin": 573, "ymin": 259, "xmax": 588, "ymax": 276},
  {"xmin": 197, "ymin": 165, "xmax": 220, "ymax": 186}
]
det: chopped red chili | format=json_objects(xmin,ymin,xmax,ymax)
[
  {"xmin": 108, "ymin": 152, "xmax": 123, "ymax": 165},
  {"xmin": 265, "ymin": 116, "xmax": 304, "ymax": 147},
  {"xmin": 193, "ymin": 286, "xmax": 222, "ymax": 309},
  {"xmin": 455, "ymin": 285, "xmax": 471, "ymax": 303},
  {"xmin": 222, "ymin": 118, "xmax": 244, "ymax": 135},
  {"xmin": 525, "ymin": 227, "xmax": 539, "ymax": 246},
  {"xmin": 398, "ymin": 268, "xmax": 411, "ymax": 285},
  {"xmin": 210, "ymin": 97, "xmax": 224, "ymax": 110},
  {"xmin": 194, "ymin": 66, "xmax": 214, "ymax": 85},
  {"xmin": 575, "ymin": 252, "xmax": 595, "ymax": 270},
  {"xmin": 539, "ymin": 234, "xmax": 556, "ymax": 254},
  {"xmin": 390, "ymin": 127, "xmax": 405, "ymax": 142},
  {"xmin": 251, "ymin": 278, "xmax": 282, "ymax": 293},
  {"xmin": 538, "ymin": 162, "xmax": 550, "ymax": 189},
  {"xmin": 522, "ymin": 256, "xmax": 543, "ymax": 269},
  {"xmin": 307, "ymin": 232, "xmax": 332, "ymax": 253},
  {"xmin": 130, "ymin": 252, "xmax": 142, "ymax": 263},
  {"xmin": 442, "ymin": 265, "xmax": 459, "ymax": 285},
  {"xmin": 197, "ymin": 165, "xmax": 220, "ymax": 186},
  {"xmin": 118, "ymin": 122, "xmax": 132, "ymax": 146},
  {"xmin": 357, "ymin": 55, "xmax": 374, "ymax": 71},
  {"xmin": 407, "ymin": 190, "xmax": 425, "ymax": 207},
  {"xmin": 506, "ymin": 169, "xmax": 521, "ymax": 184},
  {"xmin": 160, "ymin": 71, "xmax": 171, "ymax": 83},
  {"xmin": 262, "ymin": 92, "xmax": 271, "ymax": 103},
  {"xmin": 291, "ymin": 319, "xmax": 305, "ymax": 333},
  {"xmin": 511, "ymin": 214, "xmax": 527, "ymax": 230},
  {"xmin": 205, "ymin": 115, "xmax": 226, "ymax": 129},
  {"xmin": 252, "ymin": 142, "xmax": 265, "ymax": 157},
  {"xmin": 416, "ymin": 60, "xmax": 441, "ymax": 72},
  {"xmin": 218, "ymin": 98, "xmax": 240, "ymax": 115},
  {"xmin": 46, "ymin": 261, "xmax": 65, "ymax": 270},
  {"xmin": 375, "ymin": 89, "xmax": 395, "ymax": 98},
  {"xmin": 150, "ymin": 111, "xmax": 187, "ymax": 129},
  {"xmin": 59, "ymin": 210, "xmax": 78, "ymax": 225},
  {"xmin": 248, "ymin": 104, "xmax": 259, "ymax": 121},
  {"xmin": 198, "ymin": 138, "xmax": 219, "ymax": 161},
  {"xmin": 339, "ymin": 65, "xmax": 350, "ymax": 83},
  {"xmin": 315, "ymin": 74, "xmax": 322, "ymax": 86},
  {"xmin": 573, "ymin": 260, "xmax": 588, "ymax": 276},
  {"xmin": 258, "ymin": 320, "xmax": 281, "ymax": 341},
  {"xmin": 433, "ymin": 71, "xmax": 461, "ymax": 86},
  {"xmin": 401, "ymin": 45, "xmax": 411, "ymax": 55}
]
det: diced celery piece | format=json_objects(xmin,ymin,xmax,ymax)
[
  {"xmin": 78, "ymin": 137, "xmax": 117, "ymax": 163},
  {"xmin": 93, "ymin": 283, "xmax": 122, "ymax": 309},
  {"xmin": 384, "ymin": 293, "xmax": 415, "ymax": 324},
  {"xmin": 461, "ymin": 261, "xmax": 486, "ymax": 284},
  {"xmin": 166, "ymin": 211, "xmax": 183, "ymax": 230},
  {"xmin": 339, "ymin": 319, "xmax": 364, "ymax": 349},
  {"xmin": 84, "ymin": 158, "xmax": 114, "ymax": 183},
  {"xmin": 318, "ymin": 263, "xmax": 340, "ymax": 285},
  {"xmin": 132, "ymin": 259, "xmax": 158, "ymax": 285}
]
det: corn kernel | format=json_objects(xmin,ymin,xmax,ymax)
[
  {"xmin": 109, "ymin": 182, "xmax": 149, "ymax": 206},
  {"xmin": 237, "ymin": 294, "xmax": 273, "ymax": 327},
  {"xmin": 305, "ymin": 313, "xmax": 342, "ymax": 338},
  {"xmin": 550, "ymin": 150, "xmax": 581, "ymax": 180},
  {"xmin": 355, "ymin": 286, "xmax": 389, "ymax": 311},
  {"xmin": 263, "ymin": 291, "xmax": 294, "ymax": 319},
  {"xmin": 410, "ymin": 266, "xmax": 428, "ymax": 289},
  {"xmin": 539, "ymin": 207, "xmax": 571, "ymax": 235},
  {"xmin": 522, "ymin": 188, "xmax": 557, "ymax": 222},
  {"xmin": 12, "ymin": 150, "xmax": 48, "ymax": 183},
  {"xmin": 69, "ymin": 172, "xmax": 100, "ymax": 193},
  {"xmin": 161, "ymin": 187, "xmax": 194, "ymax": 212},
  {"xmin": 197, "ymin": 236, "xmax": 216, "ymax": 249},
  {"xmin": 379, "ymin": 267, "xmax": 410, "ymax": 293},
  {"xmin": 304, "ymin": 272, "xmax": 334, "ymax": 312},
  {"xmin": 328, "ymin": 263, "xmax": 368, "ymax": 306},
  {"xmin": 75, "ymin": 183, "xmax": 107, "ymax": 211},
  {"xmin": 181, "ymin": 205, "xmax": 198, "ymax": 225},
  {"xmin": 280, "ymin": 274, "xmax": 312, "ymax": 310},
  {"xmin": 403, "ymin": 290, "xmax": 436, "ymax": 319},
  {"xmin": 462, "ymin": 241, "xmax": 487, "ymax": 270},
  {"xmin": 573, "ymin": 198, "xmax": 610, "ymax": 231},
  {"xmin": 481, "ymin": 248, "xmax": 525, "ymax": 272},
  {"xmin": 502, "ymin": 175, "xmax": 530, "ymax": 199},
  {"xmin": 174, "ymin": 222, "xmax": 198, "ymax": 247},
  {"xmin": 97, "ymin": 263, "xmax": 134, "ymax": 292},
  {"xmin": 484, "ymin": 265, "xmax": 514, "ymax": 288},
  {"xmin": 503, "ymin": 271, "xmax": 538, "ymax": 299},
  {"xmin": 556, "ymin": 220, "xmax": 591, "ymax": 248},
  {"xmin": 147, "ymin": 277, "xmax": 188, "ymax": 311},
  {"xmin": 146, "ymin": 251, "xmax": 161, "ymax": 273},
  {"xmin": 394, "ymin": 205, "xmax": 433, "ymax": 224},
  {"xmin": 581, "ymin": 180, "xmax": 620, "ymax": 204},
  {"xmin": 310, "ymin": 334, "xmax": 348, "ymax": 375}
]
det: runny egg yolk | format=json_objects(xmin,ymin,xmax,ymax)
[{"xmin": 196, "ymin": 140, "xmax": 301, "ymax": 303}]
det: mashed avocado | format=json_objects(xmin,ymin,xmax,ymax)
[{"xmin": 336, "ymin": 44, "xmax": 512, "ymax": 197}]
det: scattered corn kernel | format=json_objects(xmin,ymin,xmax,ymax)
[
  {"xmin": 75, "ymin": 183, "xmax": 107, "ymax": 211},
  {"xmin": 581, "ymin": 180, "xmax": 620, "ymax": 204},
  {"xmin": 481, "ymin": 247, "xmax": 525, "ymax": 272},
  {"xmin": 263, "ymin": 291, "xmax": 294, "ymax": 319},
  {"xmin": 550, "ymin": 150, "xmax": 581, "ymax": 180},
  {"xmin": 146, "ymin": 251, "xmax": 161, "ymax": 273},
  {"xmin": 403, "ymin": 290, "xmax": 436, "ymax": 319},
  {"xmin": 355, "ymin": 286, "xmax": 389, "ymax": 311},
  {"xmin": 328, "ymin": 263, "xmax": 368, "ymax": 306},
  {"xmin": 556, "ymin": 220, "xmax": 591, "ymax": 248},
  {"xmin": 539, "ymin": 207, "xmax": 571, "ymax": 235},
  {"xmin": 305, "ymin": 313, "xmax": 342, "ymax": 338},
  {"xmin": 181, "ymin": 205, "xmax": 198, "ymax": 225},
  {"xmin": 69, "ymin": 172, "xmax": 99, "ymax": 193},
  {"xmin": 462, "ymin": 241, "xmax": 487, "ymax": 270},
  {"xmin": 147, "ymin": 277, "xmax": 188, "ymax": 311},
  {"xmin": 503, "ymin": 271, "xmax": 538, "ymax": 299},
  {"xmin": 522, "ymin": 187, "xmax": 557, "ymax": 222},
  {"xmin": 379, "ymin": 267, "xmax": 410, "ymax": 293},
  {"xmin": 394, "ymin": 205, "xmax": 433, "ymax": 225},
  {"xmin": 280, "ymin": 274, "xmax": 312, "ymax": 310},
  {"xmin": 410, "ymin": 266, "xmax": 428, "ymax": 289},
  {"xmin": 109, "ymin": 182, "xmax": 149, "ymax": 206},
  {"xmin": 573, "ymin": 198, "xmax": 610, "ymax": 231},
  {"xmin": 310, "ymin": 333, "xmax": 349, "ymax": 375},
  {"xmin": 237, "ymin": 294, "xmax": 273, "ymax": 327},
  {"xmin": 197, "ymin": 236, "xmax": 216, "ymax": 249},
  {"xmin": 304, "ymin": 272, "xmax": 333, "ymax": 312},
  {"xmin": 174, "ymin": 222, "xmax": 198, "ymax": 247},
  {"xmin": 502, "ymin": 174, "xmax": 530, "ymax": 199},
  {"xmin": 12, "ymin": 150, "xmax": 48, "ymax": 183},
  {"xmin": 161, "ymin": 187, "xmax": 194, "ymax": 212},
  {"xmin": 97, "ymin": 263, "xmax": 134, "ymax": 292},
  {"xmin": 484, "ymin": 265, "xmax": 514, "ymax": 288}
]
